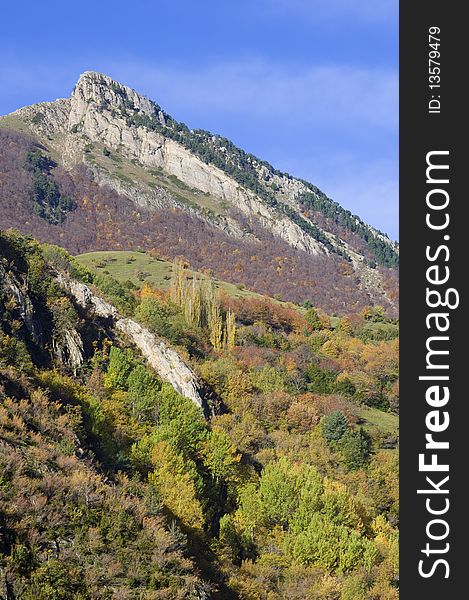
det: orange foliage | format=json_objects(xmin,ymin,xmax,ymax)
[
  {"xmin": 222, "ymin": 296, "xmax": 305, "ymax": 333},
  {"xmin": 138, "ymin": 283, "xmax": 169, "ymax": 303}
]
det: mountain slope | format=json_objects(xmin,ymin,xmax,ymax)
[
  {"xmin": 0, "ymin": 71, "xmax": 398, "ymax": 314},
  {"xmin": 1, "ymin": 229, "xmax": 399, "ymax": 598}
]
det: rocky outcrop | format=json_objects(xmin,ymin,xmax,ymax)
[
  {"xmin": 115, "ymin": 318, "xmax": 204, "ymax": 410},
  {"xmin": 65, "ymin": 73, "xmax": 399, "ymax": 260},
  {"xmin": 11, "ymin": 98, "xmax": 71, "ymax": 138},
  {"xmin": 0, "ymin": 263, "xmax": 43, "ymax": 346},
  {"xmin": 57, "ymin": 275, "xmax": 207, "ymax": 412},
  {"xmin": 52, "ymin": 328, "xmax": 84, "ymax": 375},
  {"xmin": 0, "ymin": 257, "xmax": 207, "ymax": 411},
  {"xmin": 9, "ymin": 73, "xmax": 325, "ymax": 256},
  {"xmin": 70, "ymin": 71, "xmax": 158, "ymax": 125},
  {"xmin": 57, "ymin": 274, "xmax": 118, "ymax": 319},
  {"xmin": 0, "ymin": 264, "xmax": 87, "ymax": 372}
]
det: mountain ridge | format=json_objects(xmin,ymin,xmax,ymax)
[{"xmin": 0, "ymin": 71, "xmax": 398, "ymax": 314}]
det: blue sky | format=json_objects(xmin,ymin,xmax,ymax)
[{"xmin": 0, "ymin": 0, "xmax": 398, "ymax": 240}]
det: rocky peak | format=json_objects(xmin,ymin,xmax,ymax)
[{"xmin": 69, "ymin": 71, "xmax": 165, "ymax": 131}]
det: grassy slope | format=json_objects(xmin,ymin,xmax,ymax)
[
  {"xmin": 0, "ymin": 114, "xmax": 32, "ymax": 134},
  {"xmin": 357, "ymin": 406, "xmax": 399, "ymax": 438},
  {"xmin": 76, "ymin": 250, "xmax": 271, "ymax": 301}
]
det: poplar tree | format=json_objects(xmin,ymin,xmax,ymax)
[
  {"xmin": 170, "ymin": 259, "xmax": 186, "ymax": 306},
  {"xmin": 225, "ymin": 309, "xmax": 236, "ymax": 349},
  {"xmin": 209, "ymin": 301, "xmax": 223, "ymax": 350},
  {"xmin": 169, "ymin": 259, "xmax": 236, "ymax": 350}
]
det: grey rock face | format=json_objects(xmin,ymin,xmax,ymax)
[
  {"xmin": 0, "ymin": 264, "xmax": 43, "ymax": 345},
  {"xmin": 52, "ymin": 328, "xmax": 84, "ymax": 375},
  {"xmin": 0, "ymin": 266, "xmax": 84, "ymax": 372},
  {"xmin": 116, "ymin": 318, "xmax": 204, "ymax": 410},
  {"xmin": 67, "ymin": 73, "xmax": 324, "ymax": 256},
  {"xmin": 70, "ymin": 71, "xmax": 158, "ymax": 126},
  {"xmin": 57, "ymin": 274, "xmax": 118, "ymax": 319},
  {"xmin": 58, "ymin": 275, "xmax": 206, "ymax": 412},
  {"xmin": 14, "ymin": 71, "xmax": 322, "ymax": 257}
]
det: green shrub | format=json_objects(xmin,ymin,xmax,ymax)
[
  {"xmin": 322, "ymin": 411, "xmax": 348, "ymax": 444},
  {"xmin": 339, "ymin": 429, "xmax": 372, "ymax": 470},
  {"xmin": 258, "ymin": 458, "xmax": 299, "ymax": 527},
  {"xmin": 94, "ymin": 273, "xmax": 137, "ymax": 315},
  {"xmin": 105, "ymin": 346, "xmax": 136, "ymax": 389},
  {"xmin": 288, "ymin": 513, "xmax": 378, "ymax": 573},
  {"xmin": 0, "ymin": 333, "xmax": 33, "ymax": 371},
  {"xmin": 306, "ymin": 362, "xmax": 336, "ymax": 393}
]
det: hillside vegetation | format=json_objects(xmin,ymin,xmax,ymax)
[{"xmin": 1, "ymin": 230, "xmax": 398, "ymax": 598}]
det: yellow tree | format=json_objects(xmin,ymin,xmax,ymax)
[
  {"xmin": 170, "ymin": 259, "xmax": 186, "ymax": 306},
  {"xmin": 148, "ymin": 441, "xmax": 204, "ymax": 531},
  {"xmin": 209, "ymin": 301, "xmax": 224, "ymax": 350},
  {"xmin": 225, "ymin": 309, "xmax": 236, "ymax": 349}
]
